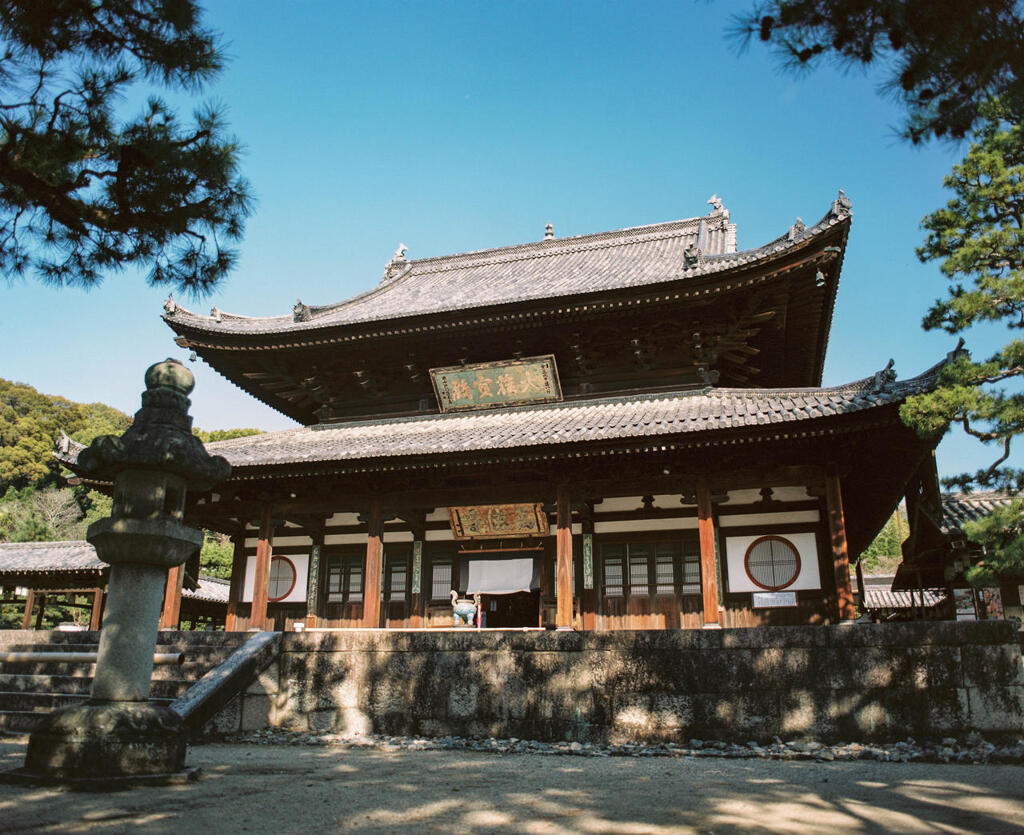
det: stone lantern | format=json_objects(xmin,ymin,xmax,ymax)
[{"xmin": 21, "ymin": 359, "xmax": 230, "ymax": 783}]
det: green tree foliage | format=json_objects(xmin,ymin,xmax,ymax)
[
  {"xmin": 192, "ymin": 427, "xmax": 261, "ymax": 443},
  {"xmin": 0, "ymin": 0, "xmax": 251, "ymax": 294},
  {"xmin": 859, "ymin": 508, "xmax": 909, "ymax": 573},
  {"xmin": 900, "ymin": 100, "xmax": 1024, "ymax": 491},
  {"xmin": 199, "ymin": 529, "xmax": 233, "ymax": 578},
  {"xmin": 0, "ymin": 377, "xmax": 132, "ymax": 491},
  {"xmin": 961, "ymin": 498, "xmax": 1024, "ymax": 585},
  {"xmin": 732, "ymin": 0, "xmax": 1024, "ymax": 142}
]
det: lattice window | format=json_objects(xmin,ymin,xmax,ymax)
[
  {"xmin": 268, "ymin": 556, "xmax": 297, "ymax": 602},
  {"xmin": 326, "ymin": 555, "xmax": 363, "ymax": 603},
  {"xmin": 431, "ymin": 560, "xmax": 452, "ymax": 600},
  {"xmin": 744, "ymin": 536, "xmax": 800, "ymax": 591}
]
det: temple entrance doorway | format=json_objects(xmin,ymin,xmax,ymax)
[
  {"xmin": 481, "ymin": 590, "xmax": 541, "ymax": 628},
  {"xmin": 462, "ymin": 549, "xmax": 541, "ymax": 628}
]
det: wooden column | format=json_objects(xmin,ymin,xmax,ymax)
[
  {"xmin": 362, "ymin": 502, "xmax": 383, "ymax": 628},
  {"xmin": 580, "ymin": 504, "xmax": 596, "ymax": 631},
  {"xmin": 697, "ymin": 478, "xmax": 720, "ymax": 627},
  {"xmin": 409, "ymin": 538, "xmax": 424, "ymax": 628},
  {"xmin": 251, "ymin": 504, "xmax": 274, "ymax": 631},
  {"xmin": 305, "ymin": 523, "xmax": 325, "ymax": 629},
  {"xmin": 555, "ymin": 483, "xmax": 573, "ymax": 630},
  {"xmin": 89, "ymin": 587, "xmax": 103, "ymax": 631},
  {"xmin": 34, "ymin": 592, "xmax": 46, "ymax": 630},
  {"xmin": 825, "ymin": 470, "xmax": 856, "ymax": 622},
  {"xmin": 22, "ymin": 589, "xmax": 35, "ymax": 630},
  {"xmin": 160, "ymin": 562, "xmax": 185, "ymax": 630},
  {"xmin": 225, "ymin": 532, "xmax": 248, "ymax": 632}
]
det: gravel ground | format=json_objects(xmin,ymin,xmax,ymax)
[{"xmin": 2, "ymin": 732, "xmax": 1024, "ymax": 834}]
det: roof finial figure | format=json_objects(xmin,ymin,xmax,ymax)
[
  {"xmin": 830, "ymin": 188, "xmax": 853, "ymax": 218},
  {"xmin": 163, "ymin": 294, "xmax": 177, "ymax": 315},
  {"xmin": 544, "ymin": 222, "xmax": 554, "ymax": 240},
  {"xmin": 871, "ymin": 358, "xmax": 897, "ymax": 392},
  {"xmin": 707, "ymin": 193, "xmax": 724, "ymax": 212},
  {"xmin": 381, "ymin": 243, "xmax": 409, "ymax": 283},
  {"xmin": 210, "ymin": 306, "xmax": 222, "ymax": 323},
  {"xmin": 293, "ymin": 299, "xmax": 312, "ymax": 322},
  {"xmin": 788, "ymin": 217, "xmax": 806, "ymax": 240}
]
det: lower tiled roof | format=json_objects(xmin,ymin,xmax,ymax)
[
  {"xmin": 0, "ymin": 541, "xmax": 104, "ymax": 574},
  {"xmin": 863, "ymin": 588, "xmax": 946, "ymax": 610},
  {"xmin": 940, "ymin": 491, "xmax": 1020, "ymax": 536},
  {"xmin": 0, "ymin": 541, "xmax": 227, "ymax": 603},
  {"xmin": 190, "ymin": 363, "xmax": 938, "ymax": 472}
]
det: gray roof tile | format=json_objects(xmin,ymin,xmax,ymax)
[
  {"xmin": 164, "ymin": 363, "xmax": 936, "ymax": 473},
  {"xmin": 939, "ymin": 491, "xmax": 1020, "ymax": 536},
  {"xmin": 0, "ymin": 541, "xmax": 227, "ymax": 603},
  {"xmin": 164, "ymin": 203, "xmax": 849, "ymax": 337}
]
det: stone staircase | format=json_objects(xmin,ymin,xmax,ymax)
[{"xmin": 0, "ymin": 630, "xmax": 250, "ymax": 734}]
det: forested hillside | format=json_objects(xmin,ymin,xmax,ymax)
[{"xmin": 0, "ymin": 377, "xmax": 260, "ymax": 573}]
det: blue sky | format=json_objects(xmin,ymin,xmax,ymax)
[{"xmin": 0, "ymin": 1, "xmax": 1012, "ymax": 480}]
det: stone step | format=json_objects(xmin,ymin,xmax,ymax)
[
  {"xmin": 0, "ymin": 660, "xmax": 222, "ymax": 679},
  {"xmin": 0, "ymin": 674, "xmax": 195, "ymax": 699},
  {"xmin": 0, "ymin": 710, "xmax": 46, "ymax": 733},
  {"xmin": 0, "ymin": 691, "xmax": 175, "ymax": 711}
]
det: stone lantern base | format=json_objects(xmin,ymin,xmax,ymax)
[{"xmin": 5, "ymin": 701, "xmax": 196, "ymax": 788}]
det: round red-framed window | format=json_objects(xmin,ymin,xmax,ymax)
[
  {"xmin": 743, "ymin": 536, "xmax": 801, "ymax": 591},
  {"xmin": 268, "ymin": 555, "xmax": 297, "ymax": 602}
]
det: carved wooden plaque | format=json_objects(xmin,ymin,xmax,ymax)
[
  {"xmin": 449, "ymin": 503, "xmax": 549, "ymax": 540},
  {"xmin": 430, "ymin": 355, "xmax": 562, "ymax": 413}
]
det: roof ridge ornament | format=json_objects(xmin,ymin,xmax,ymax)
[
  {"xmin": 871, "ymin": 358, "xmax": 897, "ymax": 392},
  {"xmin": 163, "ymin": 294, "xmax": 177, "ymax": 315},
  {"xmin": 293, "ymin": 299, "xmax": 312, "ymax": 322},
  {"xmin": 830, "ymin": 189, "xmax": 853, "ymax": 219},
  {"xmin": 707, "ymin": 193, "xmax": 730, "ymax": 223},
  {"xmin": 210, "ymin": 306, "xmax": 222, "ymax": 323},
  {"xmin": 544, "ymin": 222, "xmax": 554, "ymax": 240},
  {"xmin": 788, "ymin": 217, "xmax": 806, "ymax": 240},
  {"xmin": 381, "ymin": 243, "xmax": 408, "ymax": 283}
]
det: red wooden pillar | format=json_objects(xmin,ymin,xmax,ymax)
[
  {"xmin": 362, "ymin": 502, "xmax": 383, "ymax": 628},
  {"xmin": 697, "ymin": 478, "xmax": 720, "ymax": 627},
  {"xmin": 826, "ymin": 470, "xmax": 856, "ymax": 621},
  {"xmin": 251, "ymin": 504, "xmax": 274, "ymax": 631},
  {"xmin": 225, "ymin": 532, "xmax": 248, "ymax": 631},
  {"xmin": 160, "ymin": 563, "xmax": 185, "ymax": 629},
  {"xmin": 555, "ymin": 484, "xmax": 573, "ymax": 630},
  {"xmin": 89, "ymin": 587, "xmax": 104, "ymax": 631},
  {"xmin": 22, "ymin": 589, "xmax": 35, "ymax": 630}
]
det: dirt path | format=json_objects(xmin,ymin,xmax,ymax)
[{"xmin": 2, "ymin": 735, "xmax": 1023, "ymax": 833}]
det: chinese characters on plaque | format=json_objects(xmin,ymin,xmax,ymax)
[
  {"xmin": 449, "ymin": 503, "xmax": 549, "ymax": 540},
  {"xmin": 430, "ymin": 355, "xmax": 562, "ymax": 413}
]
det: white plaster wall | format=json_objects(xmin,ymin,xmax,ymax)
[
  {"xmin": 594, "ymin": 518, "xmax": 699, "ymax": 534},
  {"xmin": 719, "ymin": 510, "xmax": 820, "ymax": 528},
  {"xmin": 725, "ymin": 532, "xmax": 821, "ymax": 593},
  {"xmin": 242, "ymin": 553, "xmax": 309, "ymax": 603}
]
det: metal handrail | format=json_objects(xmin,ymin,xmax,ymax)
[{"xmin": 0, "ymin": 651, "xmax": 184, "ymax": 665}]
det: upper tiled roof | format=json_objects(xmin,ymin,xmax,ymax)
[
  {"xmin": 939, "ymin": 491, "xmax": 1020, "ymax": 536},
  {"xmin": 153, "ymin": 359, "xmax": 935, "ymax": 474},
  {"xmin": 163, "ymin": 198, "xmax": 849, "ymax": 337}
]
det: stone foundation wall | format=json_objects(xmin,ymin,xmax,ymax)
[{"xmin": 213, "ymin": 622, "xmax": 1024, "ymax": 743}]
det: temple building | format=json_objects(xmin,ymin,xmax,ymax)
[{"xmin": 61, "ymin": 193, "xmax": 948, "ymax": 632}]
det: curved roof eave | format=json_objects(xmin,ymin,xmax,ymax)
[{"xmin": 162, "ymin": 201, "xmax": 850, "ymax": 342}]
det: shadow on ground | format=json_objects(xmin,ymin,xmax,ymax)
[{"xmin": 1, "ymin": 736, "xmax": 1022, "ymax": 833}]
